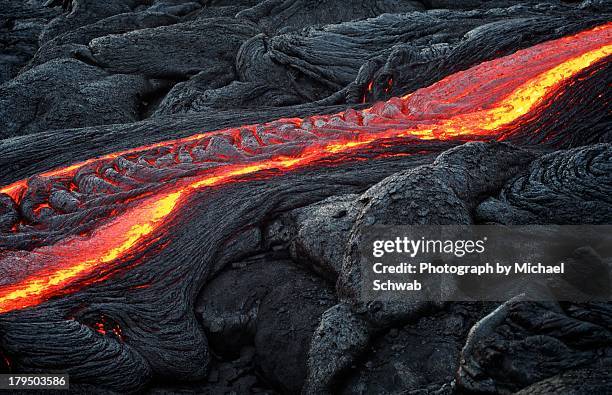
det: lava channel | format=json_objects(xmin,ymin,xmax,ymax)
[{"xmin": 0, "ymin": 23, "xmax": 610, "ymax": 315}]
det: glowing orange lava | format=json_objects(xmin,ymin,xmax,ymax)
[{"xmin": 0, "ymin": 23, "xmax": 610, "ymax": 314}]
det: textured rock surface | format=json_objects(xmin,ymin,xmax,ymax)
[
  {"xmin": 237, "ymin": 0, "xmax": 425, "ymax": 35},
  {"xmin": 196, "ymin": 254, "xmax": 336, "ymax": 392},
  {"xmin": 0, "ymin": 0, "xmax": 59, "ymax": 83},
  {"xmin": 514, "ymin": 368, "xmax": 612, "ymax": 394},
  {"xmin": 476, "ymin": 144, "xmax": 612, "ymax": 224},
  {"xmin": 266, "ymin": 194, "xmax": 359, "ymax": 281},
  {"xmin": 0, "ymin": 58, "xmax": 152, "ymax": 137},
  {"xmin": 339, "ymin": 303, "xmax": 492, "ymax": 394},
  {"xmin": 457, "ymin": 299, "xmax": 612, "ymax": 393},
  {"xmin": 26, "ymin": 11, "xmax": 179, "ymax": 70},
  {"xmin": 89, "ymin": 17, "xmax": 260, "ymax": 78},
  {"xmin": 254, "ymin": 266, "xmax": 336, "ymax": 392},
  {"xmin": 339, "ymin": 142, "xmax": 537, "ymax": 304},
  {"xmin": 0, "ymin": 0, "xmax": 611, "ymax": 393},
  {"xmin": 304, "ymin": 303, "xmax": 371, "ymax": 394}
]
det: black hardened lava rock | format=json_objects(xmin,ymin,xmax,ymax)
[
  {"xmin": 457, "ymin": 299, "xmax": 612, "ymax": 393},
  {"xmin": 0, "ymin": 0, "xmax": 611, "ymax": 393}
]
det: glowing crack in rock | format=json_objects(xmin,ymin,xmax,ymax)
[{"xmin": 0, "ymin": 23, "xmax": 610, "ymax": 314}]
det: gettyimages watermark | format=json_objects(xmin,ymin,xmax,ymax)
[{"xmin": 360, "ymin": 225, "xmax": 612, "ymax": 302}]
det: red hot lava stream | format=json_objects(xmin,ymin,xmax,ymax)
[{"xmin": 0, "ymin": 23, "xmax": 610, "ymax": 314}]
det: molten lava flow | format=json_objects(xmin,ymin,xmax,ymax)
[
  {"xmin": 0, "ymin": 190, "xmax": 181, "ymax": 313},
  {"xmin": 0, "ymin": 23, "xmax": 610, "ymax": 314},
  {"xmin": 93, "ymin": 315, "xmax": 124, "ymax": 340}
]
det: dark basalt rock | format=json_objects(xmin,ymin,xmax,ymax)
[
  {"xmin": 197, "ymin": 250, "xmax": 337, "ymax": 393},
  {"xmin": 265, "ymin": 194, "xmax": 359, "ymax": 281},
  {"xmin": 476, "ymin": 144, "xmax": 612, "ymax": 224},
  {"xmin": 89, "ymin": 17, "xmax": 261, "ymax": 78},
  {"xmin": 339, "ymin": 303, "xmax": 492, "ymax": 394},
  {"xmin": 340, "ymin": 142, "xmax": 536, "ymax": 305},
  {"xmin": 514, "ymin": 368, "xmax": 612, "ymax": 394},
  {"xmin": 0, "ymin": 58, "xmax": 153, "ymax": 138},
  {"xmin": 39, "ymin": 0, "xmax": 139, "ymax": 43},
  {"xmin": 26, "ymin": 11, "xmax": 180, "ymax": 70},
  {"xmin": 0, "ymin": 0, "xmax": 59, "ymax": 83},
  {"xmin": 0, "ymin": 194, "xmax": 19, "ymax": 232},
  {"xmin": 304, "ymin": 303, "xmax": 371, "ymax": 394},
  {"xmin": 146, "ymin": 346, "xmax": 278, "ymax": 394},
  {"xmin": 254, "ymin": 267, "xmax": 336, "ymax": 393},
  {"xmin": 236, "ymin": 0, "xmax": 425, "ymax": 35},
  {"xmin": 196, "ymin": 256, "xmax": 305, "ymax": 358},
  {"xmin": 457, "ymin": 299, "xmax": 612, "ymax": 393}
]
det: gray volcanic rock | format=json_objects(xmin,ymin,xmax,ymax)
[
  {"xmin": 265, "ymin": 194, "xmax": 359, "ymax": 281},
  {"xmin": 339, "ymin": 142, "xmax": 536, "ymax": 305},
  {"xmin": 237, "ymin": 0, "xmax": 425, "ymax": 34},
  {"xmin": 155, "ymin": 31, "xmax": 304, "ymax": 114},
  {"xmin": 146, "ymin": 347, "xmax": 278, "ymax": 394},
  {"xmin": 304, "ymin": 303, "xmax": 371, "ymax": 394},
  {"xmin": 40, "ymin": 0, "xmax": 139, "ymax": 43},
  {"xmin": 145, "ymin": 0, "xmax": 202, "ymax": 17},
  {"xmin": 476, "ymin": 144, "xmax": 612, "ymax": 224},
  {"xmin": 514, "ymin": 368, "xmax": 612, "ymax": 394},
  {"xmin": 196, "ymin": 256, "xmax": 303, "ymax": 358},
  {"xmin": 458, "ymin": 299, "xmax": 612, "ymax": 393},
  {"xmin": 193, "ymin": 5, "xmax": 250, "ymax": 20},
  {"xmin": 254, "ymin": 269, "xmax": 336, "ymax": 392},
  {"xmin": 0, "ymin": 58, "xmax": 153, "ymax": 138},
  {"xmin": 27, "ymin": 11, "xmax": 179, "ymax": 69},
  {"xmin": 196, "ymin": 255, "xmax": 336, "ymax": 392},
  {"xmin": 89, "ymin": 17, "xmax": 261, "ymax": 78},
  {"xmin": 340, "ymin": 303, "xmax": 491, "ymax": 394},
  {"xmin": 262, "ymin": 11, "xmax": 481, "ymax": 93},
  {"xmin": 40, "ymin": 0, "xmax": 142, "ymax": 44},
  {"xmin": 0, "ymin": 0, "xmax": 59, "ymax": 83}
]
